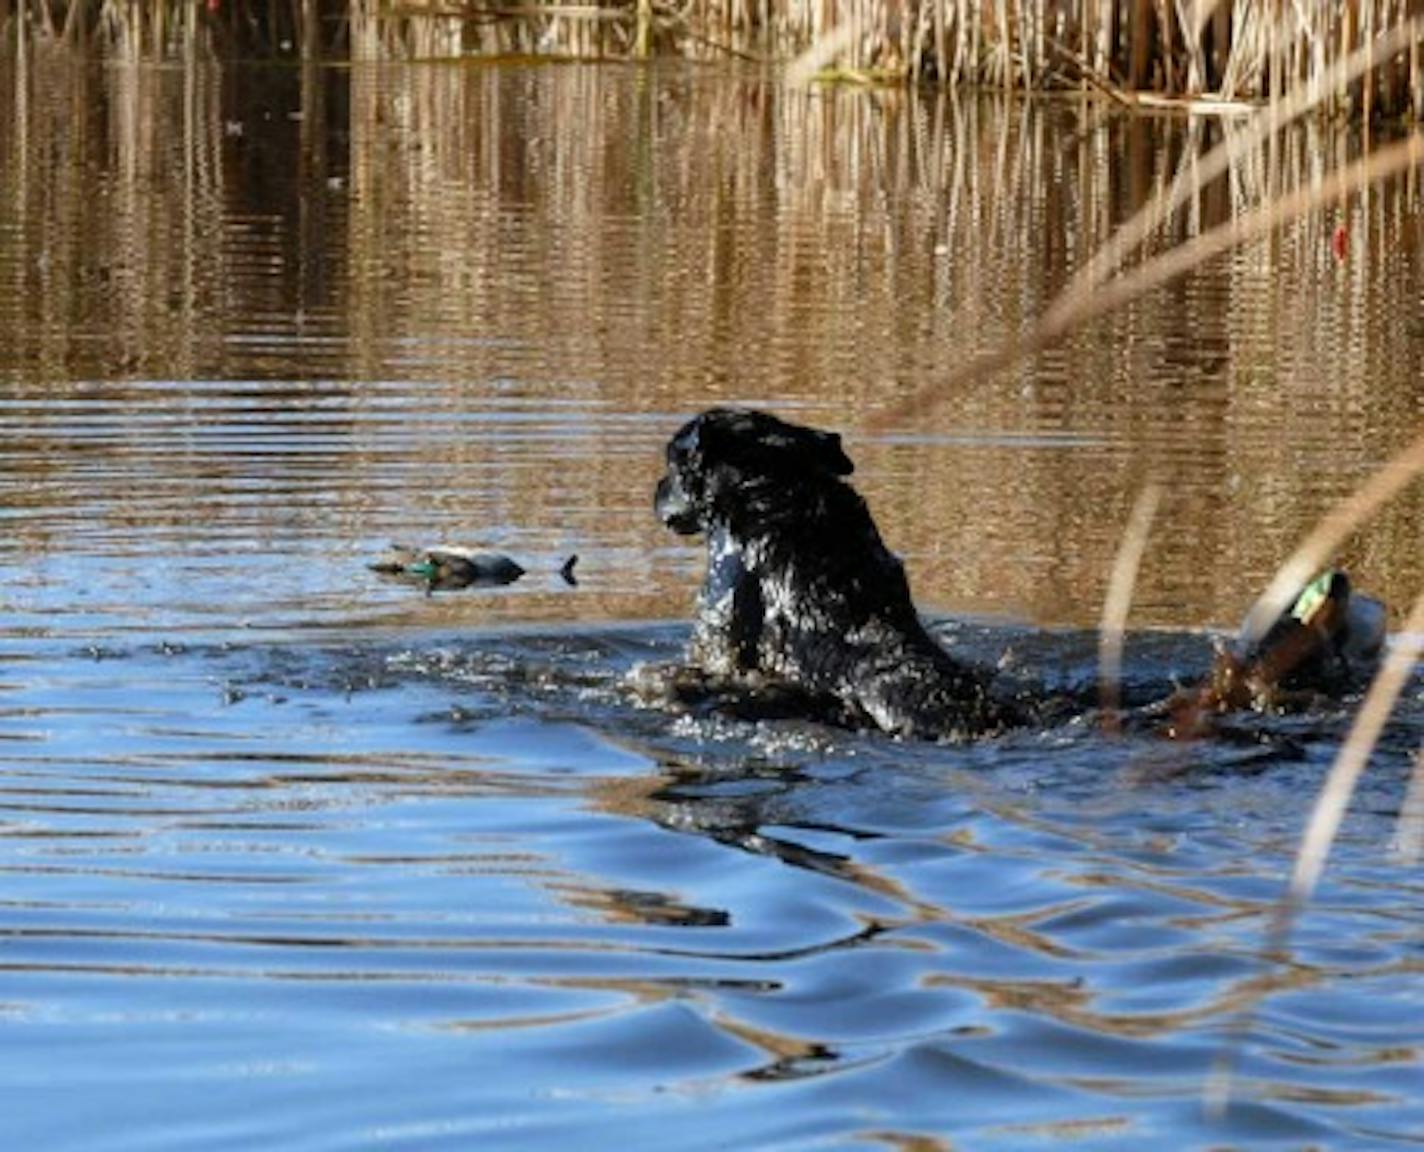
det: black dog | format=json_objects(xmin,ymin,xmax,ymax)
[{"xmin": 654, "ymin": 408, "xmax": 1015, "ymax": 740}]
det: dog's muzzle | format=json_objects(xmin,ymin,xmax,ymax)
[{"xmin": 655, "ymin": 474, "xmax": 702, "ymax": 535}]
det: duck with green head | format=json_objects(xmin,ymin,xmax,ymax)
[
  {"xmin": 371, "ymin": 545, "xmax": 577, "ymax": 592},
  {"xmin": 1165, "ymin": 568, "xmax": 1386, "ymax": 737}
]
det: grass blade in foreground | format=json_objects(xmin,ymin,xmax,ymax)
[
  {"xmin": 1237, "ymin": 429, "xmax": 1424, "ymax": 646},
  {"xmin": 1209, "ymin": 587, "xmax": 1424, "ymax": 1113},
  {"xmin": 1396, "ymin": 747, "xmax": 1424, "ymax": 864},
  {"xmin": 1098, "ymin": 483, "xmax": 1162, "ymax": 732},
  {"xmin": 1287, "ymin": 591, "xmax": 1424, "ymax": 903},
  {"xmin": 870, "ymin": 133, "xmax": 1424, "ymax": 431},
  {"xmin": 1065, "ymin": 18, "xmax": 1424, "ymax": 303}
]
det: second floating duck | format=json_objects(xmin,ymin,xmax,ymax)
[{"xmin": 371, "ymin": 545, "xmax": 577, "ymax": 592}]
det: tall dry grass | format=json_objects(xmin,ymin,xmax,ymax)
[
  {"xmin": 1097, "ymin": 482, "xmax": 1161, "ymax": 730},
  {"xmin": 687, "ymin": 0, "xmax": 1424, "ymax": 120},
  {"xmin": 4, "ymin": 0, "xmax": 333, "ymax": 58},
  {"xmin": 6, "ymin": 1, "xmax": 1424, "ymax": 122}
]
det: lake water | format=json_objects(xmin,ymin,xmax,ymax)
[{"xmin": 1, "ymin": 54, "xmax": 1422, "ymax": 1150}]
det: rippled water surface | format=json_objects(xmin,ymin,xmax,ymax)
[{"xmin": 2, "ymin": 56, "xmax": 1423, "ymax": 1150}]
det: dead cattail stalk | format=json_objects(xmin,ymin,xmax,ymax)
[
  {"xmin": 1048, "ymin": 33, "xmax": 1134, "ymax": 104},
  {"xmin": 1413, "ymin": 1, "xmax": 1424, "ymax": 119},
  {"xmin": 1082, "ymin": 0, "xmax": 1095, "ymax": 91},
  {"xmin": 1098, "ymin": 0, "xmax": 1115, "ymax": 80},
  {"xmin": 1128, "ymin": 0, "xmax": 1152, "ymax": 87}
]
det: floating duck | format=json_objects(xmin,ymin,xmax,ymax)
[
  {"xmin": 371, "ymin": 545, "xmax": 578, "ymax": 592},
  {"xmin": 1205, "ymin": 569, "xmax": 1386, "ymax": 712}
]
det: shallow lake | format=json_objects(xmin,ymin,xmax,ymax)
[{"xmin": 1, "ymin": 55, "xmax": 1422, "ymax": 1150}]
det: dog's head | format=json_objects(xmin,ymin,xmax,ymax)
[{"xmin": 654, "ymin": 408, "xmax": 854, "ymax": 536}]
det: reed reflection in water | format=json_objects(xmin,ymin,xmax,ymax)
[{"xmin": 3, "ymin": 57, "xmax": 1422, "ymax": 632}]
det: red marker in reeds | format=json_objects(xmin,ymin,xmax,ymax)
[{"xmin": 1331, "ymin": 224, "xmax": 1349, "ymax": 262}]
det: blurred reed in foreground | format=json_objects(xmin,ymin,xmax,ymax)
[{"xmin": 5, "ymin": 1, "xmax": 1424, "ymax": 120}]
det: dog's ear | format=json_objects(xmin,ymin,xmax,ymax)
[
  {"xmin": 764, "ymin": 423, "xmax": 854, "ymax": 477},
  {"xmin": 700, "ymin": 408, "xmax": 854, "ymax": 477}
]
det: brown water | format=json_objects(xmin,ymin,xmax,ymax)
[{"xmin": 1, "ymin": 54, "xmax": 1423, "ymax": 1151}]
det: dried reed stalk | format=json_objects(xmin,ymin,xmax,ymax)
[
  {"xmin": 1066, "ymin": 16, "xmax": 1424, "ymax": 305},
  {"xmin": 1397, "ymin": 746, "xmax": 1424, "ymax": 864},
  {"xmin": 869, "ymin": 131, "xmax": 1424, "ymax": 431},
  {"xmin": 1209, "ymin": 585, "xmax": 1424, "ymax": 1112},
  {"xmin": 1098, "ymin": 482, "xmax": 1163, "ymax": 731},
  {"xmin": 19, "ymin": 0, "xmax": 1424, "ymax": 109},
  {"xmin": 1238, "ymin": 427, "xmax": 1424, "ymax": 646},
  {"xmin": 1289, "ymin": 589, "xmax": 1424, "ymax": 902}
]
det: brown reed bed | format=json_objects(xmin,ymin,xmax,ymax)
[
  {"xmin": 6, "ymin": 1, "xmax": 1424, "ymax": 123},
  {"xmin": 3, "ymin": 0, "xmax": 342, "ymax": 58}
]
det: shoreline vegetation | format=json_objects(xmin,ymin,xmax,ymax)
[{"xmin": 3, "ymin": 1, "xmax": 1424, "ymax": 121}]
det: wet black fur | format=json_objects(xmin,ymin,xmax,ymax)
[{"xmin": 655, "ymin": 408, "xmax": 1015, "ymax": 741}]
